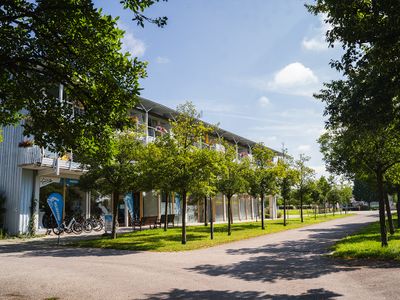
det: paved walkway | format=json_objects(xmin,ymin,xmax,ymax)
[{"xmin": 0, "ymin": 211, "xmax": 399, "ymax": 299}]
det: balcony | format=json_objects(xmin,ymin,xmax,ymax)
[{"xmin": 18, "ymin": 146, "xmax": 84, "ymax": 173}]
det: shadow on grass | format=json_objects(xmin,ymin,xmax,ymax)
[{"xmin": 145, "ymin": 288, "xmax": 342, "ymax": 299}]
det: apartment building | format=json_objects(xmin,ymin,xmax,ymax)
[{"xmin": 0, "ymin": 97, "xmax": 279, "ymax": 235}]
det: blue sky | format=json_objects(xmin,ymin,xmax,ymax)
[{"xmin": 95, "ymin": 0, "xmax": 343, "ymax": 177}]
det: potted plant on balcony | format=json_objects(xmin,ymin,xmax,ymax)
[{"xmin": 18, "ymin": 139, "xmax": 34, "ymax": 148}]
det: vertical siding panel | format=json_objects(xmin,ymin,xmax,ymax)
[
  {"xmin": 0, "ymin": 125, "xmax": 24, "ymax": 234},
  {"xmin": 20, "ymin": 169, "xmax": 33, "ymax": 233}
]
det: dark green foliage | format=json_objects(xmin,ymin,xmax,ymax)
[
  {"xmin": 353, "ymin": 177, "xmax": 378, "ymax": 206},
  {"xmin": 0, "ymin": 0, "xmax": 165, "ymax": 152}
]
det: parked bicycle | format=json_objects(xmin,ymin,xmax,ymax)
[
  {"xmin": 53, "ymin": 216, "xmax": 83, "ymax": 235},
  {"xmin": 88, "ymin": 216, "xmax": 104, "ymax": 232},
  {"xmin": 76, "ymin": 215, "xmax": 93, "ymax": 233}
]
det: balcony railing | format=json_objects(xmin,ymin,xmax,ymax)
[{"xmin": 18, "ymin": 146, "xmax": 84, "ymax": 172}]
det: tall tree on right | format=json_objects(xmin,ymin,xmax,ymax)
[{"xmin": 307, "ymin": 1, "xmax": 400, "ymax": 246}]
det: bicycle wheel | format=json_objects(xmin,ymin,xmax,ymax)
[
  {"xmin": 93, "ymin": 218, "xmax": 104, "ymax": 232},
  {"xmin": 82, "ymin": 220, "xmax": 92, "ymax": 233},
  {"xmin": 53, "ymin": 226, "xmax": 64, "ymax": 235},
  {"xmin": 72, "ymin": 222, "xmax": 83, "ymax": 235}
]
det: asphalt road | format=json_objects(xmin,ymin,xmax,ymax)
[{"xmin": 0, "ymin": 211, "xmax": 399, "ymax": 300}]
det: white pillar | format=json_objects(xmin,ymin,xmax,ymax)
[
  {"xmin": 124, "ymin": 202, "xmax": 129, "ymax": 227},
  {"xmin": 250, "ymin": 196, "xmax": 254, "ymax": 219},
  {"xmin": 145, "ymin": 111, "xmax": 149, "ymax": 144},
  {"xmin": 34, "ymin": 173, "xmax": 40, "ymax": 230},
  {"xmin": 223, "ymin": 194, "xmax": 226, "ymax": 221},
  {"xmin": 85, "ymin": 191, "xmax": 91, "ymax": 219},
  {"xmin": 268, "ymin": 195, "xmax": 278, "ymax": 219}
]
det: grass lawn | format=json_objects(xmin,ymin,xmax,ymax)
[
  {"xmin": 285, "ymin": 209, "xmax": 315, "ymax": 216},
  {"xmin": 72, "ymin": 213, "xmax": 354, "ymax": 252},
  {"xmin": 331, "ymin": 217, "xmax": 400, "ymax": 261}
]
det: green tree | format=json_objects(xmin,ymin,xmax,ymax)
[
  {"xmin": 353, "ymin": 177, "xmax": 378, "ymax": 209},
  {"xmin": 294, "ymin": 154, "xmax": 315, "ymax": 222},
  {"xmin": 316, "ymin": 176, "xmax": 331, "ymax": 215},
  {"xmin": 338, "ymin": 184, "xmax": 352, "ymax": 213},
  {"xmin": 319, "ymin": 126, "xmax": 400, "ymax": 246},
  {"xmin": 79, "ymin": 130, "xmax": 145, "ymax": 239},
  {"xmin": 276, "ymin": 154, "xmax": 299, "ymax": 225},
  {"xmin": 0, "ymin": 0, "xmax": 166, "ymax": 151},
  {"xmin": 326, "ymin": 187, "xmax": 341, "ymax": 216},
  {"xmin": 251, "ymin": 143, "xmax": 277, "ymax": 230},
  {"xmin": 138, "ymin": 135, "xmax": 178, "ymax": 232},
  {"xmin": 217, "ymin": 143, "xmax": 249, "ymax": 235},
  {"xmin": 307, "ymin": 1, "xmax": 400, "ymax": 247},
  {"xmin": 164, "ymin": 102, "xmax": 215, "ymax": 244},
  {"xmin": 386, "ymin": 165, "xmax": 400, "ymax": 227}
]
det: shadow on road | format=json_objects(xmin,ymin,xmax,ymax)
[
  {"xmin": 187, "ymin": 219, "xmax": 400, "ymax": 283},
  {"xmin": 0, "ymin": 240, "xmax": 137, "ymax": 257},
  {"xmin": 144, "ymin": 288, "xmax": 342, "ymax": 299}
]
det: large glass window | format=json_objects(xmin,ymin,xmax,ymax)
[
  {"xmin": 214, "ymin": 194, "xmax": 224, "ymax": 222},
  {"xmin": 160, "ymin": 192, "xmax": 173, "ymax": 217},
  {"xmin": 143, "ymin": 190, "xmax": 159, "ymax": 217},
  {"xmin": 39, "ymin": 177, "xmax": 86, "ymax": 220},
  {"xmin": 90, "ymin": 191, "xmax": 111, "ymax": 217}
]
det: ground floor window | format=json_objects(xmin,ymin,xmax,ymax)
[{"xmin": 38, "ymin": 177, "xmax": 87, "ymax": 228}]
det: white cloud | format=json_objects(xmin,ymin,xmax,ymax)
[
  {"xmin": 258, "ymin": 96, "xmax": 270, "ymax": 107},
  {"xmin": 119, "ymin": 22, "xmax": 146, "ymax": 57},
  {"xmin": 270, "ymin": 62, "xmax": 318, "ymax": 89},
  {"xmin": 156, "ymin": 56, "xmax": 170, "ymax": 64},
  {"xmin": 302, "ymin": 14, "xmax": 331, "ymax": 51},
  {"xmin": 248, "ymin": 62, "xmax": 319, "ymax": 97}
]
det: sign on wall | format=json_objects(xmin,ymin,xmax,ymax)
[
  {"xmin": 40, "ymin": 177, "xmax": 61, "ymax": 188},
  {"xmin": 47, "ymin": 192, "xmax": 64, "ymax": 227}
]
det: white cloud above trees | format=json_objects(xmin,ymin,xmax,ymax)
[
  {"xmin": 249, "ymin": 62, "xmax": 319, "ymax": 97},
  {"xmin": 302, "ymin": 14, "xmax": 331, "ymax": 51},
  {"xmin": 118, "ymin": 22, "xmax": 146, "ymax": 57}
]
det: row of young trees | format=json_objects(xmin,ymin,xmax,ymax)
[
  {"xmin": 79, "ymin": 102, "xmax": 348, "ymax": 244},
  {"xmin": 307, "ymin": 1, "xmax": 400, "ymax": 246}
]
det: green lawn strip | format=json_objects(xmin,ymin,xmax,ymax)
[
  {"xmin": 286, "ymin": 209, "xmax": 314, "ymax": 216},
  {"xmin": 331, "ymin": 217, "xmax": 400, "ymax": 260},
  {"xmin": 71, "ymin": 213, "xmax": 354, "ymax": 252}
]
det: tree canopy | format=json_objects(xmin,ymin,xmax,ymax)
[{"xmin": 0, "ymin": 0, "xmax": 166, "ymax": 151}]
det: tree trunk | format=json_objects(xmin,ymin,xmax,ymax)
[
  {"xmin": 324, "ymin": 201, "xmax": 327, "ymax": 217},
  {"xmin": 300, "ymin": 192, "xmax": 304, "ymax": 223},
  {"xmin": 261, "ymin": 193, "xmax": 265, "ymax": 230},
  {"xmin": 333, "ymin": 203, "xmax": 335, "ymax": 216},
  {"xmin": 314, "ymin": 205, "xmax": 317, "ymax": 220},
  {"xmin": 377, "ymin": 169, "xmax": 388, "ymax": 247},
  {"xmin": 397, "ymin": 189, "xmax": 400, "ymax": 228},
  {"xmin": 384, "ymin": 192, "xmax": 395, "ymax": 235},
  {"xmin": 210, "ymin": 196, "xmax": 214, "ymax": 240},
  {"xmin": 164, "ymin": 192, "xmax": 168, "ymax": 232},
  {"xmin": 204, "ymin": 196, "xmax": 208, "ymax": 226},
  {"xmin": 227, "ymin": 195, "xmax": 232, "ymax": 236},
  {"xmin": 111, "ymin": 190, "xmax": 119, "ymax": 239},
  {"xmin": 181, "ymin": 191, "xmax": 187, "ymax": 244},
  {"xmin": 283, "ymin": 197, "xmax": 287, "ymax": 226}
]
